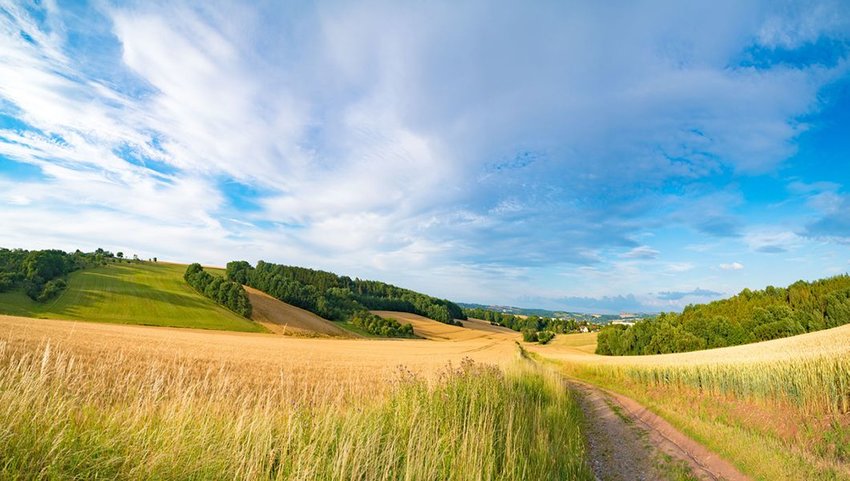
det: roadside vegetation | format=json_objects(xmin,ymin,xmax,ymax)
[
  {"xmin": 558, "ymin": 328, "xmax": 850, "ymax": 480},
  {"xmin": 597, "ymin": 274, "xmax": 850, "ymax": 355},
  {"xmin": 0, "ymin": 337, "xmax": 592, "ymax": 480}
]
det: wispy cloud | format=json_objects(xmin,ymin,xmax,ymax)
[
  {"xmin": 621, "ymin": 245, "xmax": 660, "ymax": 259},
  {"xmin": 0, "ymin": 1, "xmax": 849, "ymax": 307},
  {"xmin": 656, "ymin": 288, "xmax": 723, "ymax": 301},
  {"xmin": 720, "ymin": 262, "xmax": 745, "ymax": 271}
]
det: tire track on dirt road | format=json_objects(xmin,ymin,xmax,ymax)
[{"xmin": 569, "ymin": 379, "xmax": 750, "ymax": 481}]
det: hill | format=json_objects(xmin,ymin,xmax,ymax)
[
  {"xmin": 0, "ymin": 262, "xmax": 265, "ymax": 332},
  {"xmin": 459, "ymin": 302, "xmax": 623, "ymax": 323},
  {"xmin": 226, "ymin": 260, "xmax": 466, "ymax": 326},
  {"xmin": 246, "ymin": 286, "xmax": 355, "ymax": 337},
  {"xmin": 596, "ymin": 273, "xmax": 850, "ymax": 355},
  {"xmin": 372, "ymin": 311, "xmax": 517, "ymax": 342}
]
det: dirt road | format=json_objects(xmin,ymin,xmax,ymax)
[{"xmin": 569, "ymin": 380, "xmax": 750, "ymax": 481}]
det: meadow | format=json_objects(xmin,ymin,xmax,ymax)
[{"xmin": 0, "ymin": 262, "xmax": 264, "ymax": 332}]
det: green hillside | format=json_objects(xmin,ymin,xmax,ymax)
[
  {"xmin": 597, "ymin": 274, "xmax": 850, "ymax": 355},
  {"xmin": 0, "ymin": 262, "xmax": 265, "ymax": 332}
]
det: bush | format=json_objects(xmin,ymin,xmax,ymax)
[
  {"xmin": 350, "ymin": 311, "xmax": 415, "ymax": 338},
  {"xmin": 37, "ymin": 279, "xmax": 66, "ymax": 302},
  {"xmin": 521, "ymin": 329, "xmax": 538, "ymax": 342},
  {"xmin": 537, "ymin": 331, "xmax": 555, "ymax": 344}
]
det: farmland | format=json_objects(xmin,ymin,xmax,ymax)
[
  {"xmin": 0, "ymin": 263, "xmax": 264, "ymax": 332},
  {"xmin": 0, "ymin": 314, "xmax": 588, "ymax": 480},
  {"xmin": 532, "ymin": 326, "xmax": 850, "ymax": 480},
  {"xmin": 1, "ymin": 261, "xmax": 849, "ymax": 479}
]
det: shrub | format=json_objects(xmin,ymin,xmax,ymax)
[
  {"xmin": 521, "ymin": 329, "xmax": 538, "ymax": 342},
  {"xmin": 350, "ymin": 311, "xmax": 414, "ymax": 338},
  {"xmin": 537, "ymin": 331, "xmax": 555, "ymax": 344}
]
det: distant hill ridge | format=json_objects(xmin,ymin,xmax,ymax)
[
  {"xmin": 225, "ymin": 260, "xmax": 465, "ymax": 328},
  {"xmin": 458, "ymin": 302, "xmax": 624, "ymax": 322},
  {"xmin": 597, "ymin": 274, "xmax": 850, "ymax": 355}
]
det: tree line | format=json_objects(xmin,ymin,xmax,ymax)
[
  {"xmin": 224, "ymin": 260, "xmax": 464, "ymax": 336},
  {"xmin": 349, "ymin": 311, "xmax": 414, "ymax": 337},
  {"xmin": 184, "ymin": 264, "xmax": 252, "ymax": 318},
  {"xmin": 0, "ymin": 248, "xmax": 115, "ymax": 302},
  {"xmin": 463, "ymin": 307, "xmax": 602, "ymax": 345},
  {"xmin": 463, "ymin": 307, "xmax": 596, "ymax": 336},
  {"xmin": 596, "ymin": 274, "xmax": 850, "ymax": 355}
]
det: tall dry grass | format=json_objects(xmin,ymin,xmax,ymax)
[
  {"xmin": 0, "ymin": 339, "xmax": 592, "ymax": 480},
  {"xmin": 555, "ymin": 333, "xmax": 850, "ymax": 480},
  {"xmin": 567, "ymin": 351, "xmax": 850, "ymax": 414}
]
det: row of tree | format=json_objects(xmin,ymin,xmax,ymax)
[
  {"xmin": 184, "ymin": 264, "xmax": 252, "ymax": 318},
  {"xmin": 596, "ymin": 274, "xmax": 850, "ymax": 355},
  {"xmin": 462, "ymin": 307, "xmax": 592, "ymax": 333},
  {"xmin": 226, "ymin": 261, "xmax": 466, "ymax": 328},
  {"xmin": 0, "ymin": 248, "xmax": 108, "ymax": 302},
  {"xmin": 350, "ymin": 311, "xmax": 415, "ymax": 337},
  {"xmin": 521, "ymin": 329, "xmax": 555, "ymax": 344}
]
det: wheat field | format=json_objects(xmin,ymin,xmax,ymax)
[{"xmin": 0, "ymin": 314, "xmax": 591, "ymax": 480}]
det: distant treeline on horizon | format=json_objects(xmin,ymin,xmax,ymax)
[{"xmin": 597, "ymin": 274, "xmax": 850, "ymax": 356}]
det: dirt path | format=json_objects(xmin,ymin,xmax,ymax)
[{"xmin": 569, "ymin": 380, "xmax": 750, "ymax": 481}]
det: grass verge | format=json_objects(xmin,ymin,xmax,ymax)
[{"xmin": 558, "ymin": 355, "xmax": 850, "ymax": 480}]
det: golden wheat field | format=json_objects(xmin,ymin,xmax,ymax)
[
  {"xmin": 0, "ymin": 313, "xmax": 518, "ymax": 390},
  {"xmin": 0, "ymin": 313, "xmax": 593, "ymax": 480}
]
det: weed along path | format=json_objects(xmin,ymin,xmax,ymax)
[{"xmin": 568, "ymin": 379, "xmax": 750, "ymax": 481}]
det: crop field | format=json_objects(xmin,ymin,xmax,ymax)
[
  {"xmin": 247, "ymin": 286, "xmax": 354, "ymax": 337},
  {"xmin": 538, "ymin": 327, "xmax": 850, "ymax": 480},
  {"xmin": 0, "ymin": 263, "xmax": 264, "ymax": 332},
  {"xmin": 0, "ymin": 314, "xmax": 590, "ymax": 480},
  {"xmin": 3, "ymin": 262, "xmax": 849, "ymax": 479}
]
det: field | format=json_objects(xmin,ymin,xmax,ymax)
[
  {"xmin": 2, "ymin": 262, "xmax": 849, "ymax": 479},
  {"xmin": 0, "ymin": 263, "xmax": 264, "ymax": 332},
  {"xmin": 0, "ymin": 314, "xmax": 590, "ymax": 480},
  {"xmin": 532, "ymin": 327, "xmax": 850, "ymax": 480},
  {"xmin": 247, "ymin": 286, "xmax": 354, "ymax": 337}
]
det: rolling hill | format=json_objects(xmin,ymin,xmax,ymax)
[
  {"xmin": 246, "ymin": 285, "xmax": 355, "ymax": 337},
  {"xmin": 0, "ymin": 262, "xmax": 265, "ymax": 332}
]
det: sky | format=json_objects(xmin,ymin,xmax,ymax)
[{"xmin": 1, "ymin": 1, "xmax": 850, "ymax": 313}]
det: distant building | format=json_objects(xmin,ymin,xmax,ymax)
[
  {"xmin": 612, "ymin": 320, "xmax": 636, "ymax": 326},
  {"xmin": 619, "ymin": 312, "xmax": 636, "ymax": 319}
]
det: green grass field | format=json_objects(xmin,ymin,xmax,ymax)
[{"xmin": 0, "ymin": 262, "xmax": 265, "ymax": 332}]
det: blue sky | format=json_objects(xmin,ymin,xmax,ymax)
[{"xmin": 1, "ymin": 1, "xmax": 849, "ymax": 313}]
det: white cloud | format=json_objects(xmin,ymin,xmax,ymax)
[
  {"xmin": 621, "ymin": 245, "xmax": 660, "ymax": 259},
  {"xmin": 719, "ymin": 262, "xmax": 745, "ymax": 270},
  {"xmin": 0, "ymin": 1, "xmax": 848, "ymax": 305},
  {"xmin": 744, "ymin": 229, "xmax": 802, "ymax": 253},
  {"xmin": 666, "ymin": 262, "xmax": 695, "ymax": 273}
]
